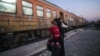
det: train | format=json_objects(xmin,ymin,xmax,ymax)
[{"xmin": 0, "ymin": 0, "xmax": 86, "ymax": 51}]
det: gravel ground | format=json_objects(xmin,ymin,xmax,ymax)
[
  {"xmin": 33, "ymin": 29, "xmax": 100, "ymax": 56},
  {"xmin": 65, "ymin": 29, "xmax": 100, "ymax": 56}
]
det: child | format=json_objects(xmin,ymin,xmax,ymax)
[
  {"xmin": 49, "ymin": 21, "xmax": 60, "ymax": 41},
  {"xmin": 49, "ymin": 21, "xmax": 61, "ymax": 56}
]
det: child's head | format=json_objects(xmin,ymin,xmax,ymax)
[{"xmin": 51, "ymin": 21, "xmax": 57, "ymax": 25}]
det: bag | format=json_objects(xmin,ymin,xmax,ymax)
[{"xmin": 47, "ymin": 39, "xmax": 61, "ymax": 51}]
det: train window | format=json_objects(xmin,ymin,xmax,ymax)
[
  {"xmin": 22, "ymin": 1, "xmax": 32, "ymax": 7},
  {"xmin": 23, "ymin": 7, "xmax": 33, "ymax": 15},
  {"xmin": 22, "ymin": 1, "xmax": 33, "ymax": 15},
  {"xmin": 70, "ymin": 17, "xmax": 74, "ymax": 21},
  {"xmin": 53, "ymin": 11, "xmax": 57, "ymax": 18},
  {"xmin": 0, "ymin": 0, "xmax": 16, "ymax": 13},
  {"xmin": 37, "ymin": 5, "xmax": 44, "ymax": 17},
  {"xmin": 46, "ymin": 9, "xmax": 51, "ymax": 18},
  {"xmin": 1, "ymin": 0, "xmax": 16, "ymax": 4}
]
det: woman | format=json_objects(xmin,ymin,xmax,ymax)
[{"xmin": 54, "ymin": 18, "xmax": 68, "ymax": 56}]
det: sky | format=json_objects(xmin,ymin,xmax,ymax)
[{"xmin": 47, "ymin": 0, "xmax": 100, "ymax": 21}]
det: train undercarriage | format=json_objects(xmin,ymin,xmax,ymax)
[{"xmin": 0, "ymin": 29, "xmax": 51, "ymax": 52}]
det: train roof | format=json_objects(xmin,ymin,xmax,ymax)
[
  {"xmin": 38, "ymin": 0, "xmax": 79, "ymax": 16},
  {"xmin": 38, "ymin": 0, "xmax": 66, "ymax": 11}
]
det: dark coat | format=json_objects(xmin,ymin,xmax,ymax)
[{"xmin": 54, "ymin": 18, "xmax": 66, "ymax": 56}]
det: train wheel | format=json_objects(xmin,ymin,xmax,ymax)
[
  {"xmin": 2, "ymin": 37, "xmax": 13, "ymax": 50},
  {"xmin": 13, "ymin": 33, "xmax": 28, "ymax": 47},
  {"xmin": 18, "ymin": 36, "xmax": 26, "ymax": 46}
]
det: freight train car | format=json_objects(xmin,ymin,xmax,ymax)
[{"xmin": 0, "ymin": 0, "xmax": 86, "ymax": 51}]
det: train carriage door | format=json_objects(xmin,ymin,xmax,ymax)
[{"xmin": 60, "ymin": 12, "xmax": 64, "ymax": 19}]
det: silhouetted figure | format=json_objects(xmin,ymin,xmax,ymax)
[{"xmin": 54, "ymin": 18, "xmax": 68, "ymax": 56}]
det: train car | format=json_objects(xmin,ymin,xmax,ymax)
[
  {"xmin": 65, "ymin": 12, "xmax": 86, "ymax": 29},
  {"xmin": 0, "ymin": 0, "xmax": 86, "ymax": 51}
]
